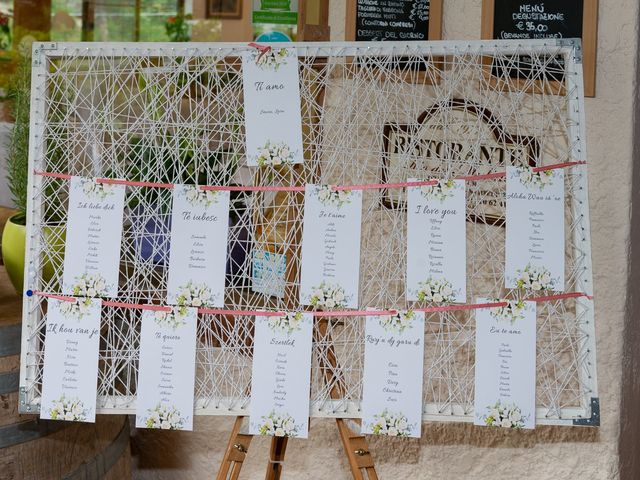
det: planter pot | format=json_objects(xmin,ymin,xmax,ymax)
[
  {"xmin": 2, "ymin": 214, "xmax": 26, "ymax": 293},
  {"xmin": 42, "ymin": 225, "xmax": 66, "ymax": 288},
  {"xmin": 1, "ymin": 214, "xmax": 66, "ymax": 294}
]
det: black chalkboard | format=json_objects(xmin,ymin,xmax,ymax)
[
  {"xmin": 490, "ymin": 0, "xmax": 584, "ymax": 83},
  {"xmin": 482, "ymin": 0, "xmax": 598, "ymax": 96},
  {"xmin": 492, "ymin": 0, "xmax": 583, "ymax": 41},
  {"xmin": 355, "ymin": 0, "xmax": 430, "ymax": 41}
]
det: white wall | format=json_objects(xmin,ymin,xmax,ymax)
[{"xmin": 131, "ymin": 1, "xmax": 637, "ymax": 478}]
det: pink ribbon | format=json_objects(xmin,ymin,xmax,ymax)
[
  {"xmin": 248, "ymin": 42, "xmax": 272, "ymax": 62},
  {"xmin": 31, "ymin": 291, "xmax": 593, "ymax": 316},
  {"xmin": 33, "ymin": 160, "xmax": 586, "ymax": 192}
]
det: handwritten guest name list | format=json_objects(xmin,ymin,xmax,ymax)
[
  {"xmin": 474, "ymin": 299, "xmax": 536, "ymax": 429},
  {"xmin": 407, "ymin": 179, "xmax": 466, "ymax": 303},
  {"xmin": 249, "ymin": 313, "xmax": 313, "ymax": 438},
  {"xmin": 62, "ymin": 177, "xmax": 125, "ymax": 298},
  {"xmin": 242, "ymin": 47, "xmax": 304, "ymax": 166},
  {"xmin": 505, "ymin": 167, "xmax": 564, "ymax": 292},
  {"xmin": 166, "ymin": 185, "xmax": 230, "ymax": 308},
  {"xmin": 136, "ymin": 307, "xmax": 198, "ymax": 431},
  {"xmin": 40, "ymin": 298, "xmax": 101, "ymax": 423},
  {"xmin": 361, "ymin": 310, "xmax": 425, "ymax": 438},
  {"xmin": 299, "ymin": 185, "xmax": 363, "ymax": 310}
]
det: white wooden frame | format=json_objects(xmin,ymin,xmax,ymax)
[{"xmin": 19, "ymin": 40, "xmax": 598, "ymax": 426}]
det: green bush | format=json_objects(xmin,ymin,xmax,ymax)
[{"xmin": 6, "ymin": 48, "xmax": 30, "ymax": 223}]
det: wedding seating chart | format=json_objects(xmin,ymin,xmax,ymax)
[
  {"xmin": 474, "ymin": 299, "xmax": 536, "ymax": 429},
  {"xmin": 505, "ymin": 167, "xmax": 565, "ymax": 292},
  {"xmin": 249, "ymin": 313, "xmax": 313, "ymax": 438},
  {"xmin": 361, "ymin": 310, "xmax": 425, "ymax": 438},
  {"xmin": 166, "ymin": 185, "xmax": 230, "ymax": 307},
  {"xmin": 135, "ymin": 307, "xmax": 198, "ymax": 431},
  {"xmin": 62, "ymin": 177, "xmax": 125, "ymax": 298},
  {"xmin": 242, "ymin": 47, "xmax": 304, "ymax": 167},
  {"xmin": 299, "ymin": 186, "xmax": 363, "ymax": 309},
  {"xmin": 407, "ymin": 179, "xmax": 467, "ymax": 303},
  {"xmin": 40, "ymin": 298, "xmax": 101, "ymax": 423}
]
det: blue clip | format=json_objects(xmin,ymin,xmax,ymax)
[{"xmin": 26, "ymin": 289, "xmax": 33, "ymax": 297}]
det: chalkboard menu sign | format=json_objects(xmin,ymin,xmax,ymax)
[
  {"xmin": 492, "ymin": 0, "xmax": 583, "ymax": 40},
  {"xmin": 481, "ymin": 0, "xmax": 598, "ymax": 96},
  {"xmin": 346, "ymin": 0, "xmax": 443, "ymax": 42}
]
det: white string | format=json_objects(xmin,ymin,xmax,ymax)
[{"xmin": 22, "ymin": 42, "xmax": 595, "ymax": 424}]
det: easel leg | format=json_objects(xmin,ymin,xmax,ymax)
[
  {"xmin": 265, "ymin": 436, "xmax": 289, "ymax": 480},
  {"xmin": 216, "ymin": 416, "xmax": 253, "ymax": 480},
  {"xmin": 336, "ymin": 419, "xmax": 378, "ymax": 480}
]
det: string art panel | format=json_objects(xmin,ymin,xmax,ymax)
[{"xmin": 19, "ymin": 40, "xmax": 597, "ymax": 426}]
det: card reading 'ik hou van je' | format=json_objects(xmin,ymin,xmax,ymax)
[{"xmin": 40, "ymin": 298, "xmax": 102, "ymax": 423}]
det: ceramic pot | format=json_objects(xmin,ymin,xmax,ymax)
[{"xmin": 1, "ymin": 214, "xmax": 26, "ymax": 293}]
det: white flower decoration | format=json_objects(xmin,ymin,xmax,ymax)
[
  {"xmin": 258, "ymin": 411, "xmax": 299, "ymax": 437},
  {"xmin": 489, "ymin": 299, "xmax": 526, "ymax": 324},
  {"xmin": 59, "ymin": 297, "xmax": 94, "ymax": 320},
  {"xmin": 144, "ymin": 404, "xmax": 185, "ymax": 430},
  {"xmin": 255, "ymin": 140, "xmax": 296, "ymax": 166},
  {"xmin": 379, "ymin": 310, "xmax": 414, "ymax": 334},
  {"xmin": 314, "ymin": 185, "xmax": 353, "ymax": 208},
  {"xmin": 80, "ymin": 179, "xmax": 114, "ymax": 200},
  {"xmin": 183, "ymin": 185, "xmax": 218, "ymax": 208},
  {"xmin": 415, "ymin": 278, "xmax": 456, "ymax": 303},
  {"xmin": 419, "ymin": 178, "xmax": 456, "ymax": 202},
  {"xmin": 267, "ymin": 312, "xmax": 304, "ymax": 335},
  {"xmin": 48, "ymin": 395, "xmax": 87, "ymax": 421},
  {"xmin": 71, "ymin": 273, "xmax": 108, "ymax": 298},
  {"xmin": 154, "ymin": 306, "xmax": 189, "ymax": 330},
  {"xmin": 516, "ymin": 167, "xmax": 556, "ymax": 190},
  {"xmin": 253, "ymin": 48, "xmax": 290, "ymax": 71},
  {"xmin": 371, "ymin": 410, "xmax": 412, "ymax": 437},
  {"xmin": 309, "ymin": 282, "xmax": 349, "ymax": 310},
  {"xmin": 483, "ymin": 400, "xmax": 527, "ymax": 429},
  {"xmin": 515, "ymin": 264, "xmax": 556, "ymax": 291},
  {"xmin": 176, "ymin": 281, "xmax": 215, "ymax": 307}
]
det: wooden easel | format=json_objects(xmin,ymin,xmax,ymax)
[
  {"xmin": 217, "ymin": 3, "xmax": 378, "ymax": 478},
  {"xmin": 216, "ymin": 317, "xmax": 378, "ymax": 480}
]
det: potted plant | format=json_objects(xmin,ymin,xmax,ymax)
[
  {"xmin": 2, "ymin": 44, "xmax": 65, "ymax": 294},
  {"xmin": 2, "ymin": 46, "xmax": 29, "ymax": 293}
]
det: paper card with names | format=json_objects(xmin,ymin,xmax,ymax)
[
  {"xmin": 40, "ymin": 298, "xmax": 101, "ymax": 423},
  {"xmin": 242, "ymin": 47, "xmax": 304, "ymax": 167},
  {"xmin": 361, "ymin": 310, "xmax": 425, "ymax": 438},
  {"xmin": 474, "ymin": 299, "xmax": 536, "ymax": 430},
  {"xmin": 299, "ymin": 185, "xmax": 363, "ymax": 310},
  {"xmin": 62, "ymin": 177, "xmax": 125, "ymax": 298},
  {"xmin": 406, "ymin": 179, "xmax": 467, "ymax": 303},
  {"xmin": 249, "ymin": 313, "xmax": 313, "ymax": 438},
  {"xmin": 135, "ymin": 307, "xmax": 198, "ymax": 431},
  {"xmin": 166, "ymin": 185, "xmax": 230, "ymax": 308},
  {"xmin": 505, "ymin": 167, "xmax": 565, "ymax": 292}
]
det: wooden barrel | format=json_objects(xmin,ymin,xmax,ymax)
[{"xmin": 0, "ymin": 209, "xmax": 132, "ymax": 479}]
